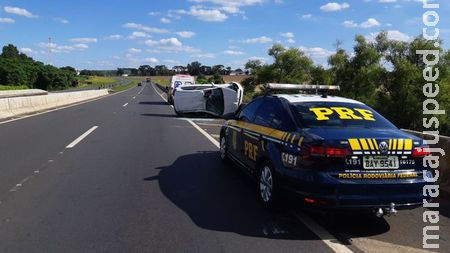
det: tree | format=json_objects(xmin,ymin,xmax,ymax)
[{"xmin": 187, "ymin": 61, "xmax": 202, "ymax": 76}]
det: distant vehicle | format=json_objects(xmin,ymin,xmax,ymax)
[
  {"xmin": 137, "ymin": 82, "xmax": 142, "ymax": 86},
  {"xmin": 220, "ymin": 83, "xmax": 433, "ymax": 216},
  {"xmin": 173, "ymin": 82, "xmax": 244, "ymax": 117},
  {"xmin": 146, "ymin": 78, "xmax": 152, "ymax": 82},
  {"xmin": 167, "ymin": 74, "xmax": 195, "ymax": 104}
]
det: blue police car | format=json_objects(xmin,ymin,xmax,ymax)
[{"xmin": 219, "ymin": 84, "xmax": 433, "ymax": 216}]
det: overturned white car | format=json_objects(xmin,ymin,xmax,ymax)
[{"xmin": 173, "ymin": 82, "xmax": 244, "ymax": 117}]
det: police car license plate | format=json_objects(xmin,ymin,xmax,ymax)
[{"xmin": 363, "ymin": 156, "xmax": 399, "ymax": 169}]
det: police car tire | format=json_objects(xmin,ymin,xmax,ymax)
[
  {"xmin": 220, "ymin": 135, "xmax": 229, "ymax": 163},
  {"xmin": 258, "ymin": 162, "xmax": 278, "ymax": 209}
]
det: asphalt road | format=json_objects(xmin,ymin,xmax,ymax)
[{"xmin": 0, "ymin": 83, "xmax": 448, "ymax": 253}]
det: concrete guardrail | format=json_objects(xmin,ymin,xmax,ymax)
[
  {"xmin": 0, "ymin": 89, "xmax": 109, "ymax": 120},
  {"xmin": 0, "ymin": 89, "xmax": 48, "ymax": 99}
]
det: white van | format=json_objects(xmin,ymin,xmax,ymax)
[{"xmin": 167, "ymin": 74, "xmax": 195, "ymax": 104}]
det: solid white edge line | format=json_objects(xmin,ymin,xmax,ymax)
[
  {"xmin": 290, "ymin": 211, "xmax": 354, "ymax": 253},
  {"xmin": 151, "ymin": 83, "xmax": 174, "ymax": 108},
  {"xmin": 186, "ymin": 119, "xmax": 220, "ymax": 149},
  {"xmin": 66, "ymin": 126, "xmax": 98, "ymax": 149}
]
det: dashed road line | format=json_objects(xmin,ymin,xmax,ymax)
[
  {"xmin": 123, "ymin": 103, "xmax": 129, "ymax": 107},
  {"xmin": 66, "ymin": 126, "xmax": 98, "ymax": 149}
]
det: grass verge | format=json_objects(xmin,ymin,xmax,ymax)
[
  {"xmin": 0, "ymin": 85, "xmax": 29, "ymax": 91},
  {"xmin": 110, "ymin": 80, "xmax": 139, "ymax": 93}
]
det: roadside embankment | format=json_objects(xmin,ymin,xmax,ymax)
[
  {"xmin": 404, "ymin": 130, "xmax": 450, "ymax": 199},
  {"xmin": 0, "ymin": 89, "xmax": 109, "ymax": 120}
]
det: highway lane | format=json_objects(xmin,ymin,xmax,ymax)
[{"xmin": 0, "ymin": 84, "xmax": 334, "ymax": 253}]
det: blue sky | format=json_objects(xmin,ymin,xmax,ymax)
[{"xmin": 0, "ymin": 0, "xmax": 449, "ymax": 70}]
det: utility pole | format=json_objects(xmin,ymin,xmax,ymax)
[{"xmin": 48, "ymin": 37, "xmax": 52, "ymax": 65}]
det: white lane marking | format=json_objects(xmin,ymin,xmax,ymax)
[
  {"xmin": 123, "ymin": 103, "xmax": 129, "ymax": 107},
  {"xmin": 151, "ymin": 83, "xmax": 174, "ymax": 108},
  {"xmin": 137, "ymin": 84, "xmax": 145, "ymax": 95},
  {"xmin": 66, "ymin": 126, "xmax": 98, "ymax": 149},
  {"xmin": 291, "ymin": 211, "xmax": 354, "ymax": 253},
  {"xmin": 186, "ymin": 119, "xmax": 220, "ymax": 148},
  {"xmin": 133, "ymin": 96, "xmax": 136, "ymax": 99},
  {"xmin": 195, "ymin": 123, "xmax": 223, "ymax": 127},
  {"xmin": 9, "ymin": 176, "xmax": 32, "ymax": 192}
]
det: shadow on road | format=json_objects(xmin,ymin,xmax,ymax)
[
  {"xmin": 139, "ymin": 101, "xmax": 169, "ymax": 106},
  {"xmin": 141, "ymin": 113, "xmax": 178, "ymax": 118},
  {"xmin": 143, "ymin": 151, "xmax": 392, "ymax": 240}
]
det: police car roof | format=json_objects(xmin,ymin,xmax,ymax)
[{"xmin": 274, "ymin": 94, "xmax": 365, "ymax": 105}]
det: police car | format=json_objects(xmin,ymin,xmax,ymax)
[{"xmin": 219, "ymin": 84, "xmax": 433, "ymax": 216}]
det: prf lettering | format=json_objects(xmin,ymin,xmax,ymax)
[
  {"xmin": 309, "ymin": 107, "xmax": 375, "ymax": 121},
  {"xmin": 244, "ymin": 141, "xmax": 258, "ymax": 161}
]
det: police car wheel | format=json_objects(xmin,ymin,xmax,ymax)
[
  {"xmin": 220, "ymin": 136, "xmax": 229, "ymax": 162},
  {"xmin": 259, "ymin": 164, "xmax": 277, "ymax": 208}
]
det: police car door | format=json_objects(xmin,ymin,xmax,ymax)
[
  {"xmin": 231, "ymin": 98, "xmax": 263, "ymax": 168},
  {"xmin": 241, "ymin": 97, "xmax": 277, "ymax": 171}
]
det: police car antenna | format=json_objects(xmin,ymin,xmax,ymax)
[{"xmin": 265, "ymin": 83, "xmax": 340, "ymax": 96}]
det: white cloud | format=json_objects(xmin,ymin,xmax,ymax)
[
  {"xmin": 179, "ymin": 6, "xmax": 228, "ymax": 22},
  {"xmin": 241, "ymin": 36, "xmax": 273, "ymax": 44},
  {"xmin": 160, "ymin": 17, "xmax": 171, "ymax": 24},
  {"xmin": 20, "ymin": 48, "xmax": 33, "ymax": 54},
  {"xmin": 54, "ymin": 17, "xmax": 69, "ymax": 24},
  {"xmin": 145, "ymin": 58, "xmax": 159, "ymax": 63},
  {"xmin": 301, "ymin": 14, "xmax": 312, "ymax": 19},
  {"xmin": 145, "ymin": 37, "xmax": 199, "ymax": 53},
  {"xmin": 366, "ymin": 30, "xmax": 412, "ymax": 42},
  {"xmin": 123, "ymin": 23, "xmax": 169, "ymax": 33},
  {"xmin": 280, "ymin": 32, "xmax": 295, "ymax": 38},
  {"xmin": 4, "ymin": 6, "xmax": 37, "ymax": 18},
  {"xmin": 320, "ymin": 2, "xmax": 350, "ymax": 12},
  {"xmin": 128, "ymin": 48, "xmax": 142, "ymax": 54},
  {"xmin": 192, "ymin": 53, "xmax": 216, "ymax": 58},
  {"xmin": 343, "ymin": 18, "xmax": 381, "ymax": 28},
  {"xmin": 286, "ymin": 38, "xmax": 296, "ymax": 44},
  {"xmin": 148, "ymin": 12, "xmax": 161, "ymax": 16},
  {"xmin": 299, "ymin": 46, "xmax": 334, "ymax": 59},
  {"xmin": 39, "ymin": 42, "xmax": 90, "ymax": 53},
  {"xmin": 360, "ymin": 18, "xmax": 380, "ymax": 28},
  {"xmin": 379, "ymin": 0, "xmax": 396, "ymax": 2},
  {"xmin": 0, "ymin": 17, "xmax": 15, "ymax": 23},
  {"xmin": 175, "ymin": 31, "xmax": 196, "ymax": 38},
  {"xmin": 224, "ymin": 50, "xmax": 245, "ymax": 55},
  {"xmin": 70, "ymin": 38, "xmax": 98, "ymax": 43},
  {"xmin": 128, "ymin": 31, "xmax": 151, "ymax": 39},
  {"xmin": 104, "ymin": 34, "xmax": 124, "ymax": 40}
]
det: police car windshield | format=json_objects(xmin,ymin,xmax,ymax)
[{"xmin": 292, "ymin": 102, "xmax": 397, "ymax": 129}]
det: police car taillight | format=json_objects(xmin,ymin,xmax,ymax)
[
  {"xmin": 413, "ymin": 147, "xmax": 431, "ymax": 158},
  {"xmin": 308, "ymin": 146, "xmax": 351, "ymax": 158}
]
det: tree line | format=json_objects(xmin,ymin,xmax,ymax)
[
  {"xmin": 113, "ymin": 62, "xmax": 246, "ymax": 77},
  {"xmin": 0, "ymin": 44, "xmax": 78, "ymax": 90},
  {"xmin": 242, "ymin": 32, "xmax": 450, "ymax": 136}
]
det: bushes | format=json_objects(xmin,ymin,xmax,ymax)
[
  {"xmin": 0, "ymin": 44, "xmax": 78, "ymax": 90},
  {"xmin": 242, "ymin": 35, "xmax": 450, "ymax": 136}
]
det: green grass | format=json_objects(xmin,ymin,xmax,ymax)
[
  {"xmin": 110, "ymin": 80, "xmax": 139, "ymax": 93},
  {"xmin": 153, "ymin": 78, "xmax": 170, "ymax": 87},
  {"xmin": 0, "ymin": 85, "xmax": 29, "ymax": 91},
  {"xmin": 77, "ymin": 76, "xmax": 118, "ymax": 88}
]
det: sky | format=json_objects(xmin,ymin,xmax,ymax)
[{"xmin": 0, "ymin": 0, "xmax": 449, "ymax": 70}]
